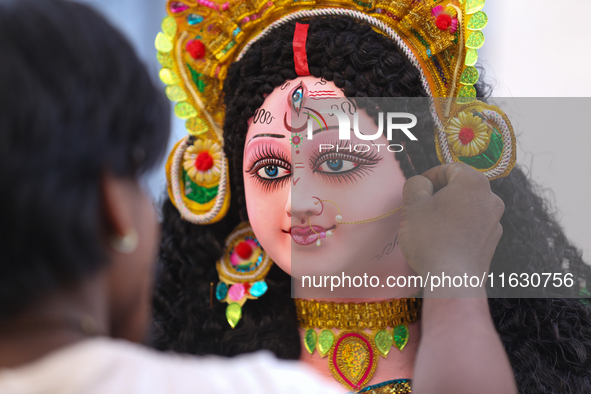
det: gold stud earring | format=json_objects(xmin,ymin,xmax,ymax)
[{"xmin": 110, "ymin": 229, "xmax": 138, "ymax": 254}]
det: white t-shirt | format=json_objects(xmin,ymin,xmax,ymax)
[{"xmin": 0, "ymin": 337, "xmax": 342, "ymax": 394}]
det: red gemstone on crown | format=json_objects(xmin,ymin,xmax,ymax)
[
  {"xmin": 459, "ymin": 127, "xmax": 475, "ymax": 145},
  {"xmin": 236, "ymin": 241, "xmax": 253, "ymax": 259},
  {"xmin": 436, "ymin": 14, "xmax": 452, "ymax": 30},
  {"xmin": 195, "ymin": 151, "xmax": 214, "ymax": 171},
  {"xmin": 186, "ymin": 39, "xmax": 206, "ymax": 59}
]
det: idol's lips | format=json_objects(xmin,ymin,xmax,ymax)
[
  {"xmin": 290, "ymin": 225, "xmax": 325, "ymax": 236},
  {"xmin": 284, "ymin": 225, "xmax": 336, "ymax": 246}
]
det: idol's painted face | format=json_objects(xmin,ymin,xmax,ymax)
[{"xmin": 243, "ymin": 76, "xmax": 416, "ymax": 294}]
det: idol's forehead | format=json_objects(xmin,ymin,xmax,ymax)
[{"xmin": 245, "ymin": 76, "xmax": 344, "ymax": 139}]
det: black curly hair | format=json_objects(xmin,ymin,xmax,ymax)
[{"xmin": 152, "ymin": 16, "xmax": 591, "ymax": 392}]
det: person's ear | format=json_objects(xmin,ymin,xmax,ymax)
[
  {"xmin": 100, "ymin": 173, "xmax": 158, "ymax": 343},
  {"xmin": 100, "ymin": 173, "xmax": 138, "ymax": 254}
]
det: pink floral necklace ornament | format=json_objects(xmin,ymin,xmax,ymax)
[{"xmin": 215, "ymin": 222, "xmax": 272, "ymax": 328}]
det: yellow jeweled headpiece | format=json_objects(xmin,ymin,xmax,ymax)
[{"xmin": 157, "ymin": 0, "xmax": 516, "ymax": 224}]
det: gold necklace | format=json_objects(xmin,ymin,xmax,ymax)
[{"xmin": 295, "ymin": 298, "xmax": 421, "ymax": 392}]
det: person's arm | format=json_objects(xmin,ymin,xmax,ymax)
[{"xmin": 399, "ymin": 163, "xmax": 517, "ymax": 394}]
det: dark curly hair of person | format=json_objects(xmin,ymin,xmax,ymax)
[{"xmin": 152, "ymin": 16, "xmax": 591, "ymax": 393}]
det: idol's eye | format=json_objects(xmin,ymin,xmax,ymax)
[
  {"xmin": 291, "ymin": 85, "xmax": 304, "ymax": 115},
  {"xmin": 256, "ymin": 164, "xmax": 291, "ymax": 179},
  {"xmin": 310, "ymin": 147, "xmax": 382, "ymax": 184},
  {"xmin": 245, "ymin": 145, "xmax": 291, "ymax": 192},
  {"xmin": 316, "ymin": 158, "xmax": 360, "ymax": 173}
]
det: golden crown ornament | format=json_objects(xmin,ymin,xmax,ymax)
[{"xmin": 157, "ymin": 0, "xmax": 517, "ymax": 224}]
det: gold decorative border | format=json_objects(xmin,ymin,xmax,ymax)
[{"xmin": 296, "ymin": 298, "xmax": 421, "ymax": 330}]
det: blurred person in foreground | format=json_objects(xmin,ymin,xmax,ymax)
[{"xmin": 0, "ymin": 0, "xmax": 343, "ymax": 392}]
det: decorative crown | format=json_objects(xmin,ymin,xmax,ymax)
[{"xmin": 157, "ymin": 0, "xmax": 516, "ymax": 224}]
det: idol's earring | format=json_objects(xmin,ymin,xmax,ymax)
[
  {"xmin": 110, "ymin": 229, "xmax": 138, "ymax": 254},
  {"xmin": 215, "ymin": 222, "xmax": 273, "ymax": 328}
]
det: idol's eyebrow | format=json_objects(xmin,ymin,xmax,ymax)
[{"xmin": 246, "ymin": 133, "xmax": 285, "ymax": 146}]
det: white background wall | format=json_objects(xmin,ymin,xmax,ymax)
[
  {"xmin": 77, "ymin": 0, "xmax": 591, "ymax": 262},
  {"xmin": 479, "ymin": 1, "xmax": 591, "ymax": 263}
]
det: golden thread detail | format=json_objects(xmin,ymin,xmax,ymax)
[{"xmin": 341, "ymin": 205, "xmax": 403, "ymax": 225}]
